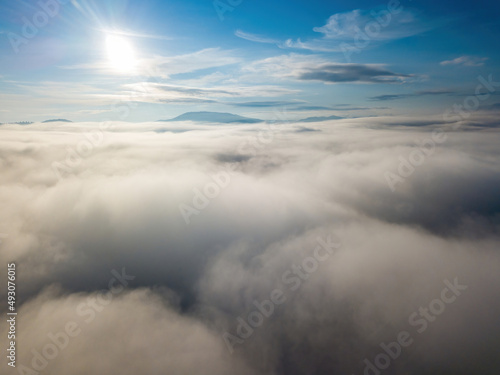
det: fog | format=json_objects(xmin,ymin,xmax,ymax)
[{"xmin": 1, "ymin": 115, "xmax": 499, "ymax": 375}]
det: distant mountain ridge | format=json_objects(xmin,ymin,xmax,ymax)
[
  {"xmin": 1, "ymin": 114, "xmax": 345, "ymax": 126},
  {"xmin": 158, "ymin": 111, "xmax": 346, "ymax": 124},
  {"xmin": 0, "ymin": 121, "xmax": 33, "ymax": 125},
  {"xmin": 0, "ymin": 119, "xmax": 72, "ymax": 125},
  {"xmin": 158, "ymin": 112, "xmax": 262, "ymax": 124},
  {"xmin": 42, "ymin": 119, "xmax": 73, "ymax": 123}
]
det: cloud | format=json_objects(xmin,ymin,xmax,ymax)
[
  {"xmin": 1, "ymin": 113, "xmax": 500, "ymax": 374},
  {"xmin": 291, "ymin": 105, "xmax": 335, "ymax": 111},
  {"xmin": 314, "ymin": 9, "xmax": 432, "ymax": 41},
  {"xmin": 280, "ymin": 8, "xmax": 443, "ymax": 52},
  {"xmin": 235, "ymin": 30, "xmax": 280, "ymax": 44},
  {"xmin": 2, "ymin": 287, "xmax": 256, "ymax": 375},
  {"xmin": 369, "ymin": 89, "xmax": 455, "ymax": 101},
  {"xmin": 234, "ymin": 9, "xmax": 443, "ymax": 53},
  {"xmin": 246, "ymin": 54, "xmax": 412, "ymax": 84},
  {"xmin": 228, "ymin": 101, "xmax": 299, "ymax": 108},
  {"xmin": 121, "ymin": 82, "xmax": 234, "ymax": 102},
  {"xmin": 0, "ymin": 80, "xmax": 299, "ymax": 117},
  {"xmin": 145, "ymin": 48, "xmax": 242, "ymax": 78},
  {"xmin": 98, "ymin": 29, "xmax": 174, "ymax": 41},
  {"xmin": 290, "ymin": 104, "xmax": 386, "ymax": 112},
  {"xmin": 440, "ymin": 56, "xmax": 488, "ymax": 67},
  {"xmin": 120, "ymin": 82, "xmax": 299, "ymax": 105},
  {"xmin": 61, "ymin": 48, "xmax": 242, "ymax": 78},
  {"xmin": 298, "ymin": 63, "xmax": 411, "ymax": 83}
]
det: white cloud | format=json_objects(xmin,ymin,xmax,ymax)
[
  {"xmin": 235, "ymin": 30, "xmax": 280, "ymax": 44},
  {"xmin": 238, "ymin": 8, "xmax": 443, "ymax": 53},
  {"xmin": 313, "ymin": 8, "xmax": 430, "ymax": 41},
  {"xmin": 440, "ymin": 55, "xmax": 488, "ymax": 67},
  {"xmin": 1, "ymin": 114, "xmax": 500, "ymax": 374},
  {"xmin": 61, "ymin": 48, "xmax": 242, "ymax": 78},
  {"xmin": 3, "ymin": 287, "xmax": 256, "ymax": 375},
  {"xmin": 142, "ymin": 48, "xmax": 242, "ymax": 78}
]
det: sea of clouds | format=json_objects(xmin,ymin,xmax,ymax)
[{"xmin": 1, "ymin": 114, "xmax": 500, "ymax": 375}]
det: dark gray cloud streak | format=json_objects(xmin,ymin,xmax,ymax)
[
  {"xmin": 370, "ymin": 89, "xmax": 456, "ymax": 101},
  {"xmin": 299, "ymin": 64, "xmax": 411, "ymax": 83}
]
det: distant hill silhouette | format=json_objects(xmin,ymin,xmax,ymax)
[
  {"xmin": 42, "ymin": 119, "xmax": 73, "ymax": 123},
  {"xmin": 0, "ymin": 121, "xmax": 34, "ymax": 125},
  {"xmin": 158, "ymin": 111, "xmax": 348, "ymax": 124},
  {"xmin": 158, "ymin": 112, "xmax": 262, "ymax": 124}
]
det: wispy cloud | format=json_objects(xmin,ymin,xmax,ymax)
[
  {"xmin": 143, "ymin": 48, "xmax": 242, "ymax": 78},
  {"xmin": 234, "ymin": 30, "xmax": 280, "ymax": 44},
  {"xmin": 292, "ymin": 105, "xmax": 336, "ymax": 111},
  {"xmin": 228, "ymin": 101, "xmax": 300, "ymax": 107},
  {"xmin": 120, "ymin": 82, "xmax": 298, "ymax": 105},
  {"xmin": 61, "ymin": 48, "xmax": 242, "ymax": 78},
  {"xmin": 440, "ymin": 56, "xmax": 488, "ymax": 67},
  {"xmin": 246, "ymin": 8, "xmax": 443, "ymax": 52},
  {"xmin": 313, "ymin": 9, "xmax": 432, "ymax": 41},
  {"xmin": 97, "ymin": 28, "xmax": 174, "ymax": 40},
  {"xmin": 369, "ymin": 89, "xmax": 455, "ymax": 101}
]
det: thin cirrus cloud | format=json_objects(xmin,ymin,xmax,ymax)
[
  {"xmin": 227, "ymin": 101, "xmax": 300, "ymax": 107},
  {"xmin": 120, "ymin": 82, "xmax": 299, "ymax": 104},
  {"xmin": 0, "ymin": 80, "xmax": 297, "ymax": 113},
  {"xmin": 97, "ymin": 28, "xmax": 175, "ymax": 41},
  {"xmin": 369, "ymin": 89, "xmax": 456, "ymax": 101},
  {"xmin": 291, "ymin": 105, "xmax": 338, "ymax": 111},
  {"xmin": 234, "ymin": 30, "xmax": 280, "ymax": 44},
  {"xmin": 61, "ymin": 48, "xmax": 242, "ymax": 78},
  {"xmin": 440, "ymin": 55, "xmax": 488, "ymax": 67}
]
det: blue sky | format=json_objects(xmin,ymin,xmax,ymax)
[{"xmin": 0, "ymin": 0, "xmax": 499, "ymax": 122}]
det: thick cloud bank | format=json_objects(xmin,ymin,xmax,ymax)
[{"xmin": 1, "ymin": 116, "xmax": 500, "ymax": 375}]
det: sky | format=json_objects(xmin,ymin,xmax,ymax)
[
  {"xmin": 1, "ymin": 0, "xmax": 500, "ymax": 122},
  {"xmin": 1, "ymin": 2, "xmax": 500, "ymax": 375}
]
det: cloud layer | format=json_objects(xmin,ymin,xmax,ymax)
[{"xmin": 1, "ymin": 115, "xmax": 500, "ymax": 374}]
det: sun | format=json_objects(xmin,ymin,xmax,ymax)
[{"xmin": 105, "ymin": 35, "xmax": 137, "ymax": 73}]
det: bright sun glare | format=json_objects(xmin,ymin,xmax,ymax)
[{"xmin": 106, "ymin": 35, "xmax": 137, "ymax": 72}]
